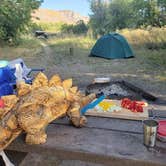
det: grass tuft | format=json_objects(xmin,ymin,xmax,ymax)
[{"xmin": 119, "ymin": 27, "xmax": 166, "ymax": 49}]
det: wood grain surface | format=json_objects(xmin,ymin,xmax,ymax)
[{"xmin": 85, "ymin": 99, "xmax": 149, "ymax": 120}]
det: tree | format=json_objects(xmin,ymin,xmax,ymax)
[
  {"xmin": 72, "ymin": 20, "xmax": 88, "ymax": 34},
  {"xmin": 89, "ymin": 0, "xmax": 108, "ymax": 37},
  {"xmin": 158, "ymin": 0, "xmax": 166, "ymax": 26},
  {"xmin": 106, "ymin": 0, "xmax": 134, "ymax": 30},
  {"xmin": 89, "ymin": 0, "xmax": 134, "ymax": 36},
  {"xmin": 89, "ymin": 0, "xmax": 166, "ymax": 37},
  {"xmin": 61, "ymin": 24, "xmax": 74, "ymax": 33},
  {"xmin": 0, "ymin": 0, "xmax": 42, "ymax": 43},
  {"xmin": 61, "ymin": 20, "xmax": 88, "ymax": 34},
  {"xmin": 132, "ymin": 0, "xmax": 166, "ymax": 27}
]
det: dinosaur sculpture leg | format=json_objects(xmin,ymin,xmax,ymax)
[
  {"xmin": 26, "ymin": 130, "xmax": 47, "ymax": 145},
  {"xmin": 17, "ymin": 105, "xmax": 48, "ymax": 145},
  {"xmin": 67, "ymin": 102, "xmax": 87, "ymax": 127},
  {"xmin": 20, "ymin": 117, "xmax": 48, "ymax": 145},
  {"xmin": 24, "ymin": 103, "xmax": 69, "ymax": 145}
]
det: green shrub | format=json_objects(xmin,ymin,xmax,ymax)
[
  {"xmin": 34, "ymin": 22, "xmax": 65, "ymax": 32},
  {"xmin": 0, "ymin": 0, "xmax": 42, "ymax": 44},
  {"xmin": 61, "ymin": 20, "xmax": 88, "ymax": 34}
]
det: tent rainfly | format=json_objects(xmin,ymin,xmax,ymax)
[{"xmin": 90, "ymin": 33, "xmax": 134, "ymax": 59}]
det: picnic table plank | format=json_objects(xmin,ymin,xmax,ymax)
[
  {"xmin": 7, "ymin": 120, "xmax": 166, "ymax": 166},
  {"xmin": 53, "ymin": 117, "xmax": 143, "ymax": 134}
]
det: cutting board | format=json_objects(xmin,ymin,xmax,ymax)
[{"xmin": 85, "ymin": 99, "xmax": 149, "ymax": 120}]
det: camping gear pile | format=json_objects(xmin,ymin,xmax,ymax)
[
  {"xmin": 0, "ymin": 59, "xmax": 45, "ymax": 98},
  {"xmin": 8, "ymin": 58, "xmax": 45, "ymax": 84},
  {"xmin": 0, "ymin": 72, "xmax": 96, "ymax": 151}
]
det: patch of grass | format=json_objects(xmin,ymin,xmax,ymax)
[
  {"xmin": 0, "ymin": 32, "xmax": 165, "ymax": 98},
  {"xmin": 19, "ymin": 35, "xmax": 41, "ymax": 48},
  {"xmin": 48, "ymin": 35, "xmax": 166, "ymax": 71},
  {"xmin": 47, "ymin": 35, "xmax": 166, "ymax": 98},
  {"xmin": 119, "ymin": 27, "xmax": 166, "ymax": 49},
  {"xmin": 0, "ymin": 35, "xmax": 43, "ymax": 67},
  {"xmin": 48, "ymin": 35, "xmax": 95, "ymax": 48},
  {"xmin": 35, "ymin": 22, "xmax": 65, "ymax": 33}
]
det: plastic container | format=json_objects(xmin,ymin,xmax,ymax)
[
  {"xmin": 14, "ymin": 63, "xmax": 24, "ymax": 83},
  {"xmin": 93, "ymin": 77, "xmax": 111, "ymax": 83},
  {"xmin": 157, "ymin": 120, "xmax": 166, "ymax": 142},
  {"xmin": 0, "ymin": 99, "xmax": 4, "ymax": 108},
  {"xmin": 0, "ymin": 60, "xmax": 8, "ymax": 68},
  {"xmin": 158, "ymin": 134, "xmax": 166, "ymax": 142}
]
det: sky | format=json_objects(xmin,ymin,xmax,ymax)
[{"xmin": 41, "ymin": 0, "xmax": 91, "ymax": 16}]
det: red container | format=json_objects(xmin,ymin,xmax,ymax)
[
  {"xmin": 0, "ymin": 99, "xmax": 4, "ymax": 108},
  {"xmin": 157, "ymin": 120, "xmax": 166, "ymax": 142}
]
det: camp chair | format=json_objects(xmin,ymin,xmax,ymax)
[{"xmin": 8, "ymin": 58, "xmax": 45, "ymax": 84}]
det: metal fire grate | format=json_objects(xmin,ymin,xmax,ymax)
[{"xmin": 85, "ymin": 80, "xmax": 157, "ymax": 101}]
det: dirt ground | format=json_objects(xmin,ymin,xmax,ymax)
[
  {"xmin": 1, "ymin": 37, "xmax": 165, "ymax": 99},
  {"xmin": 34, "ymin": 40, "xmax": 166, "ymax": 101}
]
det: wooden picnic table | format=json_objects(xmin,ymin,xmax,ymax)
[{"xmin": 7, "ymin": 107, "xmax": 166, "ymax": 166}]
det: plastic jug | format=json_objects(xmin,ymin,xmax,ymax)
[{"xmin": 14, "ymin": 63, "xmax": 24, "ymax": 83}]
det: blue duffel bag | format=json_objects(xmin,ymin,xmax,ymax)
[
  {"xmin": 0, "ymin": 83, "xmax": 14, "ymax": 97},
  {"xmin": 0, "ymin": 60, "xmax": 16, "ymax": 97}
]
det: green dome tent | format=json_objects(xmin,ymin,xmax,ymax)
[{"xmin": 90, "ymin": 33, "xmax": 134, "ymax": 59}]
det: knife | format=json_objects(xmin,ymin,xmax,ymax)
[{"xmin": 81, "ymin": 95, "xmax": 105, "ymax": 115}]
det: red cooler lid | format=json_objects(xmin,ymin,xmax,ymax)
[{"xmin": 158, "ymin": 120, "xmax": 166, "ymax": 137}]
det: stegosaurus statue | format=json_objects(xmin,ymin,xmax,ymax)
[{"xmin": 0, "ymin": 73, "xmax": 96, "ymax": 150}]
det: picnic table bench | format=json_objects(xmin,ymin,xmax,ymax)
[{"xmin": 7, "ymin": 106, "xmax": 166, "ymax": 166}]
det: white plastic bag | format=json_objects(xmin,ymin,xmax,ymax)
[{"xmin": 14, "ymin": 64, "xmax": 24, "ymax": 83}]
